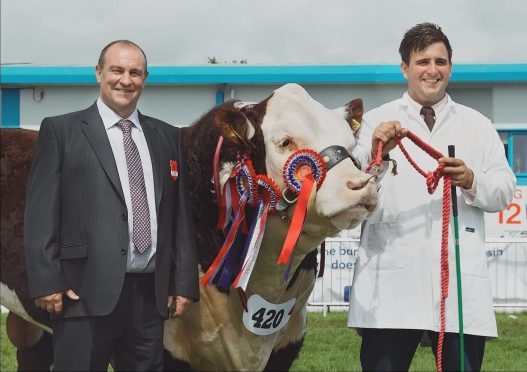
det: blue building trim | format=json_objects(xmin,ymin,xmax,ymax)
[
  {"xmin": 506, "ymin": 131, "xmax": 526, "ymax": 186},
  {"xmin": 215, "ymin": 84, "xmax": 226, "ymax": 104},
  {"xmin": 2, "ymin": 64, "xmax": 527, "ymax": 85},
  {"xmin": 1, "ymin": 88, "xmax": 20, "ymax": 128}
]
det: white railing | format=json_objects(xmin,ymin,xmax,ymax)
[{"xmin": 308, "ymin": 237, "xmax": 527, "ymax": 315}]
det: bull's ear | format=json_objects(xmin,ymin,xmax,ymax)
[
  {"xmin": 344, "ymin": 98, "xmax": 364, "ymax": 134},
  {"xmin": 213, "ymin": 108, "xmax": 255, "ymax": 146}
]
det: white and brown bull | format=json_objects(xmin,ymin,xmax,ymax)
[{"xmin": 1, "ymin": 83, "xmax": 378, "ymax": 371}]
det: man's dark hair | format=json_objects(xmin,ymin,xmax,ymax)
[
  {"xmin": 98, "ymin": 40, "xmax": 148, "ymax": 71},
  {"xmin": 399, "ymin": 23, "xmax": 452, "ymax": 65}
]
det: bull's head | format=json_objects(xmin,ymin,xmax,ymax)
[{"xmin": 211, "ymin": 83, "xmax": 378, "ymax": 239}]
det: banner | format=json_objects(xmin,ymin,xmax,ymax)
[{"xmin": 309, "ymin": 189, "xmax": 527, "ymax": 308}]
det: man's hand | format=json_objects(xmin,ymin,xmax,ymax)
[
  {"xmin": 371, "ymin": 121, "xmax": 408, "ymax": 158},
  {"xmin": 34, "ymin": 290, "xmax": 80, "ymax": 315},
  {"xmin": 438, "ymin": 157, "xmax": 474, "ymax": 189},
  {"xmin": 167, "ymin": 295, "xmax": 193, "ymax": 318}
]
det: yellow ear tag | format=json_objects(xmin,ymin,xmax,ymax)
[{"xmin": 351, "ymin": 119, "xmax": 361, "ymax": 133}]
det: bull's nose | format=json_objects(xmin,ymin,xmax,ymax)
[
  {"xmin": 347, "ymin": 174, "xmax": 377, "ymax": 191},
  {"xmin": 347, "ymin": 180, "xmax": 365, "ymax": 191}
]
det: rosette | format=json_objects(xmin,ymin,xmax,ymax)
[
  {"xmin": 277, "ymin": 149, "xmax": 327, "ymax": 276},
  {"xmin": 282, "ymin": 149, "xmax": 326, "ymax": 194}
]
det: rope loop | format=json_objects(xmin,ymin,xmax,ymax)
[
  {"xmin": 426, "ymin": 163, "xmax": 446, "ymax": 194},
  {"xmin": 365, "ymin": 142, "xmax": 384, "ymax": 174},
  {"xmin": 365, "ymin": 130, "xmax": 452, "ymax": 372}
]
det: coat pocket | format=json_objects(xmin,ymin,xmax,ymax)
[
  {"xmin": 459, "ymin": 226, "xmax": 488, "ymax": 278},
  {"xmin": 365, "ymin": 222, "xmax": 407, "ymax": 270},
  {"xmin": 60, "ymin": 244, "xmax": 87, "ymax": 260}
]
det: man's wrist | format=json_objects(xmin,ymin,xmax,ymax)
[{"xmin": 463, "ymin": 169, "xmax": 475, "ymax": 189}]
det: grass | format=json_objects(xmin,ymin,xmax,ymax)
[
  {"xmin": 2, "ymin": 312, "xmax": 526, "ymax": 371},
  {"xmin": 290, "ymin": 312, "xmax": 527, "ymax": 371},
  {"xmin": 1, "ymin": 314, "xmax": 17, "ymax": 372}
]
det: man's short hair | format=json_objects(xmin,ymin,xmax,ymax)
[
  {"xmin": 399, "ymin": 23, "xmax": 452, "ymax": 65},
  {"xmin": 98, "ymin": 40, "xmax": 148, "ymax": 71}
]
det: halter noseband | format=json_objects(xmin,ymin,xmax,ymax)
[{"xmin": 319, "ymin": 145, "xmax": 361, "ymax": 171}]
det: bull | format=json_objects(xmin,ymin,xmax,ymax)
[{"xmin": 1, "ymin": 83, "xmax": 378, "ymax": 370}]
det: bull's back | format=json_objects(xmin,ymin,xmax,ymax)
[{"xmin": 0, "ymin": 128, "xmax": 50, "ymax": 326}]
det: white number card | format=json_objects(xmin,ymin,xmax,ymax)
[{"xmin": 242, "ymin": 294, "xmax": 296, "ymax": 336}]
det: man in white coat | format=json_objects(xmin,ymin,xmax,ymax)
[{"xmin": 348, "ymin": 22, "xmax": 516, "ymax": 371}]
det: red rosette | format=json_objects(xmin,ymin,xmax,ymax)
[
  {"xmin": 235, "ymin": 159, "xmax": 258, "ymax": 206},
  {"xmin": 282, "ymin": 149, "xmax": 327, "ymax": 194},
  {"xmin": 256, "ymin": 175, "xmax": 281, "ymax": 214}
]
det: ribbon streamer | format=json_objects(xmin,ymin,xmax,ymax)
[
  {"xmin": 200, "ymin": 194, "xmax": 248, "ymax": 285},
  {"xmin": 277, "ymin": 173, "xmax": 315, "ymax": 265},
  {"xmin": 233, "ymin": 175, "xmax": 279, "ymax": 290},
  {"xmin": 277, "ymin": 149, "xmax": 326, "ymax": 266}
]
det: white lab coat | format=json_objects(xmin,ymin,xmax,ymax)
[{"xmin": 348, "ymin": 93, "xmax": 516, "ymax": 337}]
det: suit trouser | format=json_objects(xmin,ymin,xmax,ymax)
[
  {"xmin": 52, "ymin": 273, "xmax": 164, "ymax": 371},
  {"xmin": 359, "ymin": 328, "xmax": 485, "ymax": 371}
]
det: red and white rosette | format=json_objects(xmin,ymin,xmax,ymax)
[
  {"xmin": 277, "ymin": 149, "xmax": 327, "ymax": 269},
  {"xmin": 235, "ymin": 159, "xmax": 258, "ymax": 206},
  {"xmin": 255, "ymin": 175, "xmax": 280, "ymax": 215},
  {"xmin": 216, "ymin": 158, "xmax": 257, "ymax": 230}
]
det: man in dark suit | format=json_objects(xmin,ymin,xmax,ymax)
[{"xmin": 24, "ymin": 40, "xmax": 199, "ymax": 371}]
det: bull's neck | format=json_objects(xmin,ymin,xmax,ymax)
[{"xmin": 244, "ymin": 214, "xmax": 325, "ymax": 302}]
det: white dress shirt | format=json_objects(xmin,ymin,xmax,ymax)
[{"xmin": 97, "ymin": 98, "xmax": 158, "ymax": 272}]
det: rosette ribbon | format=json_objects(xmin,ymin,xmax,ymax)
[
  {"xmin": 216, "ymin": 162, "xmax": 242, "ymax": 231},
  {"xmin": 200, "ymin": 159, "xmax": 257, "ymax": 286},
  {"xmin": 233, "ymin": 175, "xmax": 280, "ymax": 291},
  {"xmin": 277, "ymin": 149, "xmax": 327, "ymax": 279}
]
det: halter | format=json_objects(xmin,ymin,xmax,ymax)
[{"xmin": 320, "ymin": 145, "xmax": 361, "ymax": 171}]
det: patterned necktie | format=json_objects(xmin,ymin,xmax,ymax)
[
  {"xmin": 420, "ymin": 106, "xmax": 436, "ymax": 131},
  {"xmin": 117, "ymin": 119, "xmax": 151, "ymax": 254}
]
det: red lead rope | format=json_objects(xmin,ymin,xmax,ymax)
[{"xmin": 368, "ymin": 131, "xmax": 451, "ymax": 372}]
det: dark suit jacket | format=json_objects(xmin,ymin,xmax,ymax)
[{"xmin": 24, "ymin": 103, "xmax": 199, "ymax": 319}]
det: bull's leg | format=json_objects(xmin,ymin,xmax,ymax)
[
  {"xmin": 163, "ymin": 349, "xmax": 191, "ymax": 371},
  {"xmin": 264, "ymin": 336, "xmax": 304, "ymax": 371},
  {"xmin": 6, "ymin": 312, "xmax": 53, "ymax": 371},
  {"xmin": 16, "ymin": 331, "xmax": 53, "ymax": 371},
  {"xmin": 6, "ymin": 312, "xmax": 44, "ymax": 349}
]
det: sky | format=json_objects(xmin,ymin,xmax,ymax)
[{"xmin": 1, "ymin": 0, "xmax": 527, "ymax": 66}]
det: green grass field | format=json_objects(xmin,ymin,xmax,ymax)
[{"xmin": 2, "ymin": 312, "xmax": 526, "ymax": 371}]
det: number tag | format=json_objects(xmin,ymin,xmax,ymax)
[{"xmin": 242, "ymin": 294, "xmax": 296, "ymax": 335}]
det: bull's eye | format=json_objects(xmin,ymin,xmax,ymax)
[{"xmin": 279, "ymin": 139, "xmax": 292, "ymax": 148}]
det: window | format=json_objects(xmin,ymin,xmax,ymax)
[
  {"xmin": 511, "ymin": 133, "xmax": 527, "ymax": 174},
  {"xmin": 499, "ymin": 130, "xmax": 527, "ymax": 186}
]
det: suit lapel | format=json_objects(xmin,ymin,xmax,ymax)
[
  {"xmin": 80, "ymin": 104, "xmax": 125, "ymax": 203},
  {"xmin": 140, "ymin": 113, "xmax": 163, "ymax": 215}
]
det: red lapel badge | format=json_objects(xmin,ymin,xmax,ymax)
[{"xmin": 170, "ymin": 160, "xmax": 178, "ymax": 181}]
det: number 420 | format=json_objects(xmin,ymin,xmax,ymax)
[{"xmin": 252, "ymin": 308, "xmax": 285, "ymax": 329}]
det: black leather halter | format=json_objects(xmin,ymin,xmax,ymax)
[{"xmin": 319, "ymin": 145, "xmax": 361, "ymax": 171}]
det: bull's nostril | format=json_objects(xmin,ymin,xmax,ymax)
[{"xmin": 347, "ymin": 180, "xmax": 365, "ymax": 191}]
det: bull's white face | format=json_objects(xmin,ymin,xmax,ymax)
[{"xmin": 260, "ymin": 84, "xmax": 378, "ymax": 235}]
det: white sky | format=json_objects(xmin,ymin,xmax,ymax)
[{"xmin": 2, "ymin": 0, "xmax": 527, "ymax": 66}]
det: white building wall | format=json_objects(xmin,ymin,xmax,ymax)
[
  {"xmin": 492, "ymin": 84, "xmax": 527, "ymax": 123},
  {"xmin": 17, "ymin": 83, "xmax": 527, "ymax": 130}
]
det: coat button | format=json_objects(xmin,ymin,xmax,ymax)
[
  {"xmin": 122, "ymin": 214, "xmax": 127, "ymax": 221},
  {"xmin": 121, "ymin": 249, "xmax": 127, "ymax": 255}
]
